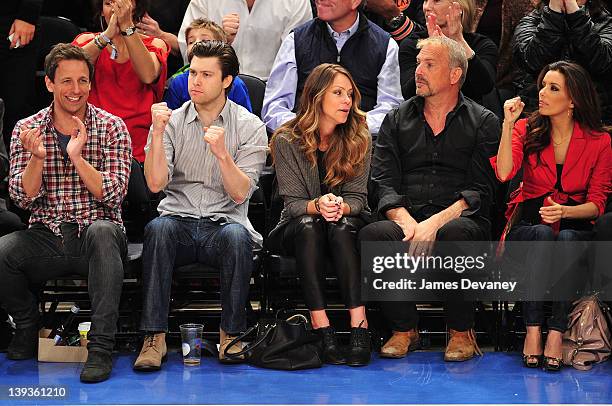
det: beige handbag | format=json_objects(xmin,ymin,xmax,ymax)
[{"xmin": 562, "ymin": 295, "xmax": 612, "ymax": 370}]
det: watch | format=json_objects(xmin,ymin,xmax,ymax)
[{"xmin": 120, "ymin": 26, "xmax": 137, "ymax": 37}]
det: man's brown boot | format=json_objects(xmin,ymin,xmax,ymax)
[
  {"xmin": 133, "ymin": 333, "xmax": 167, "ymax": 371},
  {"xmin": 444, "ymin": 329, "xmax": 482, "ymax": 362},
  {"xmin": 380, "ymin": 330, "xmax": 420, "ymax": 358},
  {"xmin": 219, "ymin": 328, "xmax": 245, "ymax": 364}
]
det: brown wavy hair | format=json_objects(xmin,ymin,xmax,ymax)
[
  {"xmin": 525, "ymin": 61, "xmax": 605, "ymax": 161},
  {"xmin": 270, "ymin": 64, "xmax": 370, "ymax": 188}
]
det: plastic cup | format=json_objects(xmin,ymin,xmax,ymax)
[
  {"xmin": 180, "ymin": 323, "xmax": 204, "ymax": 366},
  {"xmin": 78, "ymin": 322, "xmax": 91, "ymax": 346}
]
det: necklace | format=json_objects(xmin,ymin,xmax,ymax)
[{"xmin": 552, "ymin": 135, "xmax": 570, "ymax": 146}]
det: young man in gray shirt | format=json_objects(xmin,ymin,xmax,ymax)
[{"xmin": 134, "ymin": 40, "xmax": 267, "ymax": 371}]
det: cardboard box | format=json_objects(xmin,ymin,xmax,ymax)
[{"xmin": 38, "ymin": 329, "xmax": 88, "ymax": 363}]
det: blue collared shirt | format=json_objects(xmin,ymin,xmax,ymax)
[{"xmin": 262, "ymin": 14, "xmax": 403, "ymax": 135}]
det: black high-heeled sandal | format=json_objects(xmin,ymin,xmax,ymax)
[
  {"xmin": 522, "ymin": 354, "xmax": 543, "ymax": 368},
  {"xmin": 543, "ymin": 355, "xmax": 563, "ymax": 371}
]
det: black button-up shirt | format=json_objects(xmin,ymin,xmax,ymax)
[{"xmin": 372, "ymin": 94, "xmax": 500, "ymax": 221}]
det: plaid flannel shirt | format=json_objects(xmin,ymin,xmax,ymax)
[{"xmin": 9, "ymin": 103, "xmax": 132, "ymax": 236}]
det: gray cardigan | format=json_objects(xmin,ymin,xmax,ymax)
[{"xmin": 271, "ymin": 132, "xmax": 371, "ymax": 229}]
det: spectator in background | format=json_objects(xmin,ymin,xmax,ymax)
[
  {"xmin": 263, "ymin": 0, "xmax": 403, "ymax": 135},
  {"xmin": 364, "ymin": 0, "xmax": 426, "ymax": 43},
  {"xmin": 73, "ymin": 0, "xmax": 169, "ymax": 163},
  {"xmin": 492, "ymin": 61, "xmax": 612, "ymax": 371},
  {"xmin": 134, "ymin": 0, "xmax": 190, "ymax": 57},
  {"xmin": 269, "ymin": 64, "xmax": 372, "ymax": 367},
  {"xmin": 178, "ymin": 0, "xmax": 312, "ymax": 81},
  {"xmin": 0, "ymin": 0, "xmax": 42, "ymax": 150},
  {"xmin": 163, "ymin": 18, "xmax": 252, "ymax": 112},
  {"xmin": 0, "ymin": 99, "xmax": 26, "ymax": 237},
  {"xmin": 513, "ymin": 0, "xmax": 612, "ymax": 125},
  {"xmin": 470, "ymin": 0, "xmax": 534, "ymax": 91},
  {"xmin": 399, "ymin": 0, "xmax": 497, "ymax": 104},
  {"xmin": 134, "ymin": 0, "xmax": 190, "ymax": 75}
]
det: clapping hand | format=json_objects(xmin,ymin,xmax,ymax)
[
  {"xmin": 426, "ymin": 13, "xmax": 444, "ymax": 37},
  {"xmin": 444, "ymin": 2, "xmax": 464, "ymax": 41},
  {"xmin": 19, "ymin": 126, "xmax": 45, "ymax": 159},
  {"xmin": 112, "ymin": 0, "xmax": 135, "ymax": 31},
  {"xmin": 136, "ymin": 13, "xmax": 162, "ymax": 37},
  {"xmin": 66, "ymin": 116, "xmax": 88, "ymax": 160}
]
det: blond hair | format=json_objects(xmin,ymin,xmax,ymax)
[
  {"xmin": 184, "ymin": 18, "xmax": 227, "ymax": 43},
  {"xmin": 454, "ymin": 0, "xmax": 476, "ymax": 31}
]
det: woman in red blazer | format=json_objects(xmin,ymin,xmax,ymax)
[{"xmin": 491, "ymin": 61, "xmax": 612, "ymax": 371}]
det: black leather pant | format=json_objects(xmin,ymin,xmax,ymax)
[{"xmin": 267, "ymin": 215, "xmax": 365, "ymax": 310}]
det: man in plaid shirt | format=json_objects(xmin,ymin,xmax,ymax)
[{"xmin": 0, "ymin": 44, "xmax": 131, "ymax": 383}]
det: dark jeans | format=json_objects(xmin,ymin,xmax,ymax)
[
  {"xmin": 140, "ymin": 216, "xmax": 253, "ymax": 335},
  {"xmin": 0, "ymin": 221, "xmax": 127, "ymax": 354},
  {"xmin": 267, "ymin": 215, "xmax": 365, "ymax": 310},
  {"xmin": 359, "ymin": 216, "xmax": 490, "ymax": 332},
  {"xmin": 592, "ymin": 213, "xmax": 612, "ymax": 295},
  {"xmin": 507, "ymin": 222, "xmax": 593, "ymax": 332},
  {"xmin": 594, "ymin": 212, "xmax": 612, "ymax": 240}
]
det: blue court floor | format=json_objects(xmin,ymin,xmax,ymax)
[{"xmin": 1, "ymin": 351, "xmax": 611, "ymax": 405}]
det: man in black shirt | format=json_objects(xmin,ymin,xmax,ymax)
[{"xmin": 360, "ymin": 35, "xmax": 499, "ymax": 362}]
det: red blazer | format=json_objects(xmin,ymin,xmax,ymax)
[{"xmin": 491, "ymin": 118, "xmax": 612, "ymax": 219}]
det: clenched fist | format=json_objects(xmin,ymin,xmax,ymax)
[
  {"xmin": 203, "ymin": 126, "xmax": 228, "ymax": 159},
  {"xmin": 222, "ymin": 13, "xmax": 240, "ymax": 44},
  {"xmin": 151, "ymin": 102, "xmax": 172, "ymax": 136},
  {"xmin": 503, "ymin": 96, "xmax": 524, "ymax": 125}
]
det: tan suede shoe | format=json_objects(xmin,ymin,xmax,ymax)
[
  {"xmin": 444, "ymin": 329, "xmax": 482, "ymax": 362},
  {"xmin": 219, "ymin": 328, "xmax": 245, "ymax": 364},
  {"xmin": 133, "ymin": 333, "xmax": 167, "ymax": 371},
  {"xmin": 380, "ymin": 330, "xmax": 420, "ymax": 358}
]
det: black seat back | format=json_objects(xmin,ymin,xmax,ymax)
[{"xmin": 238, "ymin": 74, "xmax": 266, "ymax": 120}]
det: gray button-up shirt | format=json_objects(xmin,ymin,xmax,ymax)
[{"xmin": 145, "ymin": 99, "xmax": 268, "ymax": 246}]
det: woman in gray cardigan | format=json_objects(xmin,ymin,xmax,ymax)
[{"xmin": 269, "ymin": 64, "xmax": 372, "ymax": 367}]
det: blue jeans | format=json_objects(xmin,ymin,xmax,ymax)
[
  {"xmin": 140, "ymin": 216, "xmax": 253, "ymax": 334},
  {"xmin": 0, "ymin": 221, "xmax": 127, "ymax": 354},
  {"xmin": 508, "ymin": 222, "xmax": 593, "ymax": 332}
]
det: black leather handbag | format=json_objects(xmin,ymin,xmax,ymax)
[{"xmin": 224, "ymin": 314, "xmax": 323, "ymax": 370}]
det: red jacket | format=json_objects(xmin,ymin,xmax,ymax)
[{"xmin": 491, "ymin": 118, "xmax": 612, "ymax": 220}]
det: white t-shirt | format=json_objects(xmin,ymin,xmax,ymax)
[{"xmin": 178, "ymin": 0, "xmax": 313, "ymax": 80}]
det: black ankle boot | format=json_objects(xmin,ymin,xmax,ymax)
[
  {"xmin": 315, "ymin": 326, "xmax": 346, "ymax": 365},
  {"xmin": 80, "ymin": 351, "xmax": 113, "ymax": 383},
  {"xmin": 7, "ymin": 325, "xmax": 39, "ymax": 360},
  {"xmin": 346, "ymin": 325, "xmax": 371, "ymax": 367}
]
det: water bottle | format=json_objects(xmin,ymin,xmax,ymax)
[{"xmin": 48, "ymin": 305, "xmax": 80, "ymax": 345}]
